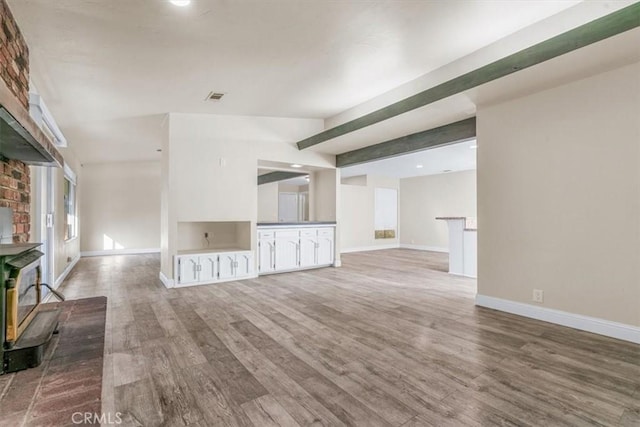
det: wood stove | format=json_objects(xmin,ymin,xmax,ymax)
[{"xmin": 1, "ymin": 243, "xmax": 60, "ymax": 374}]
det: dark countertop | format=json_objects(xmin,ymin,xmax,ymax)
[{"xmin": 257, "ymin": 221, "xmax": 336, "ymax": 227}]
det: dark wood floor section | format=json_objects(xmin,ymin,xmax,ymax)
[{"xmin": 57, "ymin": 249, "xmax": 640, "ymax": 426}]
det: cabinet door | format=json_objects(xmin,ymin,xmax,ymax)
[
  {"xmin": 218, "ymin": 253, "xmax": 236, "ymax": 280},
  {"xmin": 258, "ymin": 240, "xmax": 275, "ymax": 273},
  {"xmin": 275, "ymin": 238, "xmax": 299, "ymax": 271},
  {"xmin": 317, "ymin": 236, "xmax": 334, "ymax": 265},
  {"xmin": 299, "ymin": 236, "xmax": 318, "ymax": 267},
  {"xmin": 236, "ymin": 252, "xmax": 254, "ymax": 278},
  {"xmin": 199, "ymin": 254, "xmax": 218, "ymax": 283},
  {"xmin": 177, "ymin": 255, "xmax": 199, "ymax": 285}
]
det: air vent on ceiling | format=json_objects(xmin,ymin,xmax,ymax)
[{"xmin": 205, "ymin": 92, "xmax": 225, "ymax": 101}]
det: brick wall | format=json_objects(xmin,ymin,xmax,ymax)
[{"xmin": 0, "ymin": 0, "xmax": 31, "ymax": 243}]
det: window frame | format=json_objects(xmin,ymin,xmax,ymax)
[{"xmin": 63, "ymin": 165, "xmax": 77, "ymax": 241}]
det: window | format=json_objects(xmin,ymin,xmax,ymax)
[{"xmin": 64, "ymin": 173, "xmax": 77, "ymax": 240}]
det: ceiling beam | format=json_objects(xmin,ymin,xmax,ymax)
[
  {"xmin": 297, "ymin": 3, "xmax": 640, "ymax": 150},
  {"xmin": 258, "ymin": 171, "xmax": 307, "ymax": 185},
  {"xmin": 336, "ymin": 117, "xmax": 475, "ymax": 168}
]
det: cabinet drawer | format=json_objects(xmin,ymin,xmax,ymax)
[
  {"xmin": 275, "ymin": 230, "xmax": 299, "ymax": 239},
  {"xmin": 317, "ymin": 228, "xmax": 334, "ymax": 237},
  {"xmin": 300, "ymin": 229, "xmax": 318, "ymax": 237},
  {"xmin": 258, "ymin": 230, "xmax": 275, "ymax": 240}
]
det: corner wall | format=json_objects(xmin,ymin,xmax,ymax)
[
  {"xmin": 399, "ymin": 170, "xmax": 476, "ymax": 251},
  {"xmin": 477, "ymin": 61, "xmax": 640, "ymax": 328}
]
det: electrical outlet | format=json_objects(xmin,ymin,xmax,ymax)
[{"xmin": 533, "ymin": 289, "xmax": 544, "ymax": 303}]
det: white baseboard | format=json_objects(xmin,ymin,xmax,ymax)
[
  {"xmin": 53, "ymin": 253, "xmax": 81, "ymax": 289},
  {"xmin": 81, "ymin": 248, "xmax": 160, "ymax": 257},
  {"xmin": 333, "ymin": 260, "xmax": 342, "ymax": 267},
  {"xmin": 341, "ymin": 244, "xmax": 399, "ymax": 254},
  {"xmin": 159, "ymin": 271, "xmax": 174, "ymax": 289},
  {"xmin": 399, "ymin": 244, "xmax": 448, "ymax": 253},
  {"xmin": 170, "ymin": 274, "xmax": 259, "ymax": 289},
  {"xmin": 475, "ymin": 294, "xmax": 640, "ymax": 344}
]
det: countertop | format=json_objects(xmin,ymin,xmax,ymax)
[
  {"xmin": 257, "ymin": 222, "xmax": 336, "ymax": 228},
  {"xmin": 435, "ymin": 217, "xmax": 477, "ymax": 231}
]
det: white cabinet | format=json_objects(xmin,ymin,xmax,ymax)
[
  {"xmin": 220, "ymin": 251, "xmax": 254, "ymax": 280},
  {"xmin": 257, "ymin": 226, "xmax": 335, "ymax": 275},
  {"xmin": 258, "ymin": 233, "xmax": 276, "ymax": 273},
  {"xmin": 299, "ymin": 232, "xmax": 318, "ymax": 267},
  {"xmin": 175, "ymin": 250, "xmax": 254, "ymax": 287},
  {"xmin": 199, "ymin": 253, "xmax": 219, "ymax": 283},
  {"xmin": 317, "ymin": 229, "xmax": 334, "ymax": 266},
  {"xmin": 177, "ymin": 255, "xmax": 200, "ymax": 285},
  {"xmin": 275, "ymin": 230, "xmax": 300, "ymax": 271}
]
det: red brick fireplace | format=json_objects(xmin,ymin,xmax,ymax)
[{"xmin": 0, "ymin": 0, "xmax": 31, "ymax": 243}]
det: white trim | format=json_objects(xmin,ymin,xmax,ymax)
[
  {"xmin": 341, "ymin": 244, "xmax": 399, "ymax": 254},
  {"xmin": 333, "ymin": 260, "xmax": 342, "ymax": 267},
  {"xmin": 475, "ymin": 294, "xmax": 640, "ymax": 344},
  {"xmin": 399, "ymin": 244, "xmax": 449, "ymax": 253},
  {"xmin": 172, "ymin": 274, "xmax": 259, "ymax": 288},
  {"xmin": 28, "ymin": 93, "xmax": 68, "ymax": 147},
  {"xmin": 159, "ymin": 271, "xmax": 174, "ymax": 289},
  {"xmin": 63, "ymin": 163, "xmax": 77, "ymax": 184},
  {"xmin": 81, "ymin": 248, "xmax": 160, "ymax": 257},
  {"xmin": 54, "ymin": 253, "xmax": 80, "ymax": 288}
]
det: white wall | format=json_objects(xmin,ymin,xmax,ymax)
[
  {"xmin": 341, "ymin": 174, "xmax": 399, "ymax": 252},
  {"xmin": 80, "ymin": 161, "xmax": 161, "ymax": 253},
  {"xmin": 477, "ymin": 62, "xmax": 640, "ymax": 327},
  {"xmin": 257, "ymin": 182, "xmax": 279, "ymax": 222},
  {"xmin": 399, "ymin": 170, "xmax": 476, "ymax": 251}
]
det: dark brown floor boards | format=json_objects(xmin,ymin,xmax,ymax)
[
  {"xmin": 0, "ymin": 297, "xmax": 106, "ymax": 426},
  {"xmin": 51, "ymin": 250, "xmax": 639, "ymax": 426}
]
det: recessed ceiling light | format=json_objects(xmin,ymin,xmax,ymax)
[
  {"xmin": 156, "ymin": 149, "xmax": 162, "ymax": 152},
  {"xmin": 291, "ymin": 164, "xmax": 302, "ymax": 168},
  {"xmin": 443, "ymin": 169, "xmax": 452, "ymax": 173},
  {"xmin": 416, "ymin": 164, "xmax": 423, "ymax": 168},
  {"xmin": 470, "ymin": 145, "xmax": 478, "ymax": 149},
  {"xmin": 170, "ymin": 0, "xmax": 191, "ymax": 6}
]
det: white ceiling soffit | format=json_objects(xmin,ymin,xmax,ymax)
[
  {"xmin": 7, "ymin": 0, "xmax": 585, "ymax": 163},
  {"xmin": 341, "ymin": 139, "xmax": 477, "ymax": 179}
]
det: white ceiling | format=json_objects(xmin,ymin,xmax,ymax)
[
  {"xmin": 341, "ymin": 139, "xmax": 477, "ymax": 179},
  {"xmin": 7, "ymin": 0, "xmax": 582, "ymax": 163},
  {"xmin": 310, "ymin": 26, "xmax": 640, "ymax": 156}
]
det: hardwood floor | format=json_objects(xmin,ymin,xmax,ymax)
[{"xmin": 58, "ymin": 249, "xmax": 640, "ymax": 426}]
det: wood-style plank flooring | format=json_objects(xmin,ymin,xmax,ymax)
[{"xmin": 58, "ymin": 249, "xmax": 640, "ymax": 426}]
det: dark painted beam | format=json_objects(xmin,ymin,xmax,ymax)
[
  {"xmin": 258, "ymin": 171, "xmax": 308, "ymax": 185},
  {"xmin": 336, "ymin": 117, "xmax": 476, "ymax": 168},
  {"xmin": 298, "ymin": 3, "xmax": 640, "ymax": 150}
]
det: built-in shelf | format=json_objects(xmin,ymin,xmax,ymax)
[{"xmin": 177, "ymin": 221, "xmax": 251, "ymax": 253}]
